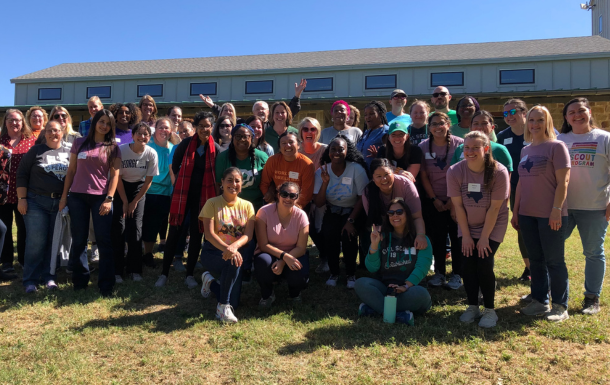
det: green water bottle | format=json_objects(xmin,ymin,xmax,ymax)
[{"xmin": 383, "ymin": 287, "xmax": 397, "ymax": 323}]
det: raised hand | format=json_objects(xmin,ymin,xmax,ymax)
[
  {"xmin": 294, "ymin": 79, "xmax": 307, "ymax": 98},
  {"xmin": 199, "ymin": 94, "xmax": 214, "ymax": 108}
]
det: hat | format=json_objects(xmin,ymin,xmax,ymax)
[
  {"xmin": 390, "ymin": 89, "xmax": 407, "ymax": 98},
  {"xmin": 231, "ymin": 123, "xmax": 255, "ymax": 137},
  {"xmin": 388, "ymin": 121, "xmax": 409, "ymax": 135}
]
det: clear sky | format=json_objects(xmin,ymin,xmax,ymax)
[{"xmin": 1, "ymin": 0, "xmax": 593, "ymax": 106}]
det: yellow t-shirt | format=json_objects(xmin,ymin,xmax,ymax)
[{"xmin": 199, "ymin": 196, "xmax": 255, "ymax": 245}]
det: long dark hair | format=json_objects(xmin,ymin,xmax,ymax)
[
  {"xmin": 228, "ymin": 124, "xmax": 257, "ymax": 180},
  {"xmin": 464, "ymin": 131, "xmax": 497, "ymax": 192},
  {"xmin": 276, "ymin": 181, "xmax": 301, "ymax": 209},
  {"xmin": 428, "ymin": 112, "xmax": 451, "ymax": 162},
  {"xmin": 320, "ymin": 134, "xmax": 368, "ymax": 172},
  {"xmin": 213, "ymin": 115, "xmax": 233, "ymax": 145},
  {"xmin": 561, "ymin": 97, "xmax": 596, "ymax": 133},
  {"xmin": 380, "ymin": 198, "xmax": 416, "ymax": 253},
  {"xmin": 77, "ymin": 109, "xmax": 118, "ymax": 167},
  {"xmin": 386, "ymin": 130, "xmax": 412, "ymax": 167},
  {"xmin": 364, "ymin": 158, "xmax": 394, "ymax": 226},
  {"xmin": 245, "ymin": 115, "xmax": 268, "ymax": 150}
]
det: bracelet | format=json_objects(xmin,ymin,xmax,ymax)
[
  {"xmin": 279, "ymin": 252, "xmax": 286, "ymax": 260},
  {"xmin": 553, "ymin": 206, "xmax": 562, "ymax": 211},
  {"xmin": 368, "ymin": 247, "xmax": 378, "ymax": 254},
  {"xmin": 18, "ymin": 197, "xmax": 26, "ymax": 200}
]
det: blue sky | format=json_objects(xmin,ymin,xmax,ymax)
[{"xmin": 1, "ymin": 0, "xmax": 592, "ymax": 106}]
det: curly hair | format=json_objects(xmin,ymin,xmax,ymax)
[
  {"xmin": 364, "ymin": 100, "xmax": 389, "ymax": 128},
  {"xmin": 320, "ymin": 134, "xmax": 368, "ymax": 173},
  {"xmin": 193, "ymin": 111, "xmax": 215, "ymax": 128},
  {"xmin": 109, "ymin": 102, "xmax": 141, "ymax": 126},
  {"xmin": 25, "ymin": 106, "xmax": 49, "ymax": 131},
  {"xmin": 348, "ymin": 104, "xmax": 360, "ymax": 127},
  {"xmin": 227, "ymin": 125, "xmax": 257, "ymax": 183}
]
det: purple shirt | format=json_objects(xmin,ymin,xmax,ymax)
[
  {"xmin": 447, "ymin": 161, "xmax": 510, "ymax": 243},
  {"xmin": 363, "ymin": 174, "xmax": 421, "ymax": 215},
  {"xmin": 114, "ymin": 128, "xmax": 133, "ymax": 146},
  {"xmin": 419, "ymin": 135, "xmax": 464, "ymax": 201},
  {"xmin": 517, "ymin": 140, "xmax": 570, "ymax": 217},
  {"xmin": 70, "ymin": 138, "xmax": 121, "ymax": 195}
]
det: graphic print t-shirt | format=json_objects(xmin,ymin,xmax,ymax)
[
  {"xmin": 119, "ymin": 143, "xmax": 159, "ymax": 183},
  {"xmin": 16, "ymin": 143, "xmax": 71, "ymax": 194},
  {"xmin": 199, "ymin": 195, "xmax": 255, "ymax": 245},
  {"xmin": 215, "ymin": 148, "xmax": 269, "ymax": 211},
  {"xmin": 419, "ymin": 136, "xmax": 464, "ymax": 201}
]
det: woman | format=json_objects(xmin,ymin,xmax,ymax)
[
  {"xmin": 447, "ymin": 131, "xmax": 510, "ymax": 328},
  {"xmin": 512, "ymin": 106, "xmax": 570, "ymax": 322},
  {"xmin": 246, "ymin": 115, "xmax": 273, "ymax": 157},
  {"xmin": 298, "ymin": 117, "xmax": 327, "ymax": 170},
  {"xmin": 254, "ymin": 181, "xmax": 310, "ymax": 306},
  {"xmin": 319, "ymin": 100, "xmax": 362, "ymax": 145},
  {"xmin": 142, "ymin": 118, "xmax": 174, "ymax": 268},
  {"xmin": 558, "ymin": 97, "xmax": 610, "ymax": 315},
  {"xmin": 200, "ymin": 96, "xmax": 241, "ymax": 126},
  {"xmin": 408, "ymin": 100, "xmax": 430, "ymax": 146},
  {"xmin": 419, "ymin": 112, "xmax": 464, "ymax": 290},
  {"xmin": 17, "ymin": 121, "xmax": 70, "ymax": 292},
  {"xmin": 357, "ymin": 101, "xmax": 389, "ymax": 165},
  {"xmin": 213, "ymin": 115, "xmax": 233, "ymax": 152},
  {"xmin": 355, "ymin": 198, "xmax": 433, "ymax": 324},
  {"xmin": 155, "ymin": 111, "xmax": 221, "ymax": 288},
  {"xmin": 78, "ymin": 97, "xmax": 104, "ymax": 137},
  {"xmin": 199, "ymin": 167, "xmax": 255, "ymax": 323},
  {"xmin": 25, "ymin": 106, "xmax": 48, "ymax": 139},
  {"xmin": 38, "ymin": 106, "xmax": 81, "ymax": 147},
  {"xmin": 375, "ymin": 120, "xmax": 422, "ymax": 182},
  {"xmin": 449, "ymin": 96, "xmax": 480, "ymax": 139},
  {"xmin": 260, "ymin": 131, "xmax": 314, "ymax": 208},
  {"xmin": 265, "ymin": 102, "xmax": 298, "ymax": 154},
  {"xmin": 314, "ymin": 136, "xmax": 369, "ymax": 288},
  {"xmin": 166, "ymin": 106, "xmax": 183, "ymax": 145},
  {"xmin": 139, "ymin": 95, "xmax": 158, "ymax": 128},
  {"xmin": 112, "ymin": 122, "xmax": 158, "ymax": 282},
  {"xmin": 347, "ymin": 105, "xmax": 360, "ymax": 128},
  {"xmin": 497, "ymin": 99, "xmax": 530, "ymax": 282},
  {"xmin": 60, "ymin": 109, "xmax": 121, "ymax": 296},
  {"xmin": 110, "ymin": 102, "xmax": 141, "ymax": 145},
  {"xmin": 0, "ymin": 109, "xmax": 36, "ymax": 272}
]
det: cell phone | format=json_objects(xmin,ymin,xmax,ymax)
[{"xmin": 386, "ymin": 286, "xmax": 397, "ymax": 296}]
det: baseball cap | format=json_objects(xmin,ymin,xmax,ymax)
[{"xmin": 390, "ymin": 89, "xmax": 407, "ymax": 98}]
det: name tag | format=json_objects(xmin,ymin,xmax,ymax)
[
  {"xmin": 253, "ymin": 169, "xmax": 258, "ymax": 176},
  {"xmin": 77, "ymin": 152, "xmax": 87, "ymax": 160},
  {"xmin": 342, "ymin": 177, "xmax": 352, "ymax": 185},
  {"xmin": 116, "ymin": 138, "xmax": 121, "ymax": 143},
  {"xmin": 289, "ymin": 171, "xmax": 299, "ymax": 179},
  {"xmin": 58, "ymin": 152, "xmax": 69, "ymax": 160},
  {"xmin": 503, "ymin": 138, "xmax": 513, "ymax": 145},
  {"xmin": 425, "ymin": 152, "xmax": 436, "ymax": 160},
  {"xmin": 460, "ymin": 152, "xmax": 465, "ymax": 159},
  {"xmin": 468, "ymin": 183, "xmax": 481, "ymax": 192},
  {"xmin": 520, "ymin": 155, "xmax": 528, "ymax": 163},
  {"xmin": 137, "ymin": 160, "xmax": 146, "ymax": 167},
  {"xmin": 406, "ymin": 247, "xmax": 416, "ymax": 255},
  {"xmin": 565, "ymin": 143, "xmax": 572, "ymax": 149}
]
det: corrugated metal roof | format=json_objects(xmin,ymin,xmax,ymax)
[{"xmin": 12, "ymin": 36, "xmax": 610, "ymax": 82}]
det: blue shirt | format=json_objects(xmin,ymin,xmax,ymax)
[
  {"xmin": 147, "ymin": 140, "xmax": 174, "ymax": 196},
  {"xmin": 78, "ymin": 118, "xmax": 92, "ymax": 137},
  {"xmin": 387, "ymin": 113, "xmax": 412, "ymax": 126},
  {"xmin": 357, "ymin": 125, "xmax": 389, "ymax": 167}
]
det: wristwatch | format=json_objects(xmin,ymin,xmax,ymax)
[{"xmin": 106, "ymin": 195, "xmax": 114, "ymax": 202}]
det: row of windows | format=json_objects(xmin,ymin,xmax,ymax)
[{"xmin": 36, "ymin": 69, "xmax": 536, "ymax": 101}]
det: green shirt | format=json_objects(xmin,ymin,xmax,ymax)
[
  {"xmin": 450, "ymin": 123, "xmax": 497, "ymax": 142},
  {"xmin": 215, "ymin": 148, "xmax": 269, "ymax": 211},
  {"xmin": 430, "ymin": 109, "xmax": 458, "ymax": 126},
  {"xmin": 450, "ymin": 141, "xmax": 513, "ymax": 172},
  {"xmin": 265, "ymin": 125, "xmax": 298, "ymax": 154}
]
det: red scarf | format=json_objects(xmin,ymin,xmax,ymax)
[{"xmin": 169, "ymin": 135, "xmax": 216, "ymax": 232}]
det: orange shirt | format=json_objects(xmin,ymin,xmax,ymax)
[{"xmin": 260, "ymin": 153, "xmax": 314, "ymax": 208}]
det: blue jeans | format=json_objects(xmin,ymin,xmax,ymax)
[
  {"xmin": 565, "ymin": 209, "xmax": 608, "ymax": 297},
  {"xmin": 200, "ymin": 241, "xmax": 251, "ymax": 308},
  {"xmin": 22, "ymin": 193, "xmax": 60, "ymax": 286},
  {"xmin": 254, "ymin": 252, "xmax": 310, "ymax": 299},
  {"xmin": 519, "ymin": 215, "xmax": 569, "ymax": 307},
  {"xmin": 68, "ymin": 193, "xmax": 115, "ymax": 294},
  {"xmin": 354, "ymin": 277, "xmax": 432, "ymax": 315}
]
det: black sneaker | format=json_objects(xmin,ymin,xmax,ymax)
[
  {"xmin": 581, "ymin": 295, "xmax": 601, "ymax": 315},
  {"xmin": 157, "ymin": 243, "xmax": 165, "ymax": 253},
  {"xmin": 143, "ymin": 253, "xmax": 157, "ymax": 268},
  {"xmin": 1, "ymin": 263, "xmax": 15, "ymax": 273},
  {"xmin": 518, "ymin": 268, "xmax": 531, "ymax": 281},
  {"xmin": 242, "ymin": 269, "xmax": 252, "ymax": 284},
  {"xmin": 0, "ymin": 270, "xmax": 17, "ymax": 282}
]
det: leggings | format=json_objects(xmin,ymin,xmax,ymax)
[
  {"xmin": 254, "ymin": 252, "xmax": 309, "ymax": 299},
  {"xmin": 423, "ymin": 198, "xmax": 462, "ymax": 277},
  {"xmin": 461, "ymin": 238, "xmax": 500, "ymax": 309},
  {"xmin": 161, "ymin": 200, "xmax": 203, "ymax": 277}
]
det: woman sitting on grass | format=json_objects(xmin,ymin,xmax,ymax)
[{"xmin": 354, "ymin": 198, "xmax": 433, "ymax": 325}]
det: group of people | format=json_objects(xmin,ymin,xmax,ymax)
[{"xmin": 0, "ymin": 82, "xmax": 607, "ymax": 328}]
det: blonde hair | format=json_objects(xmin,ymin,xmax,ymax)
[
  {"xmin": 25, "ymin": 106, "xmax": 49, "ymax": 131},
  {"xmin": 88, "ymin": 95, "xmax": 102, "ymax": 105},
  {"xmin": 464, "ymin": 131, "xmax": 496, "ymax": 191},
  {"xmin": 219, "ymin": 103, "xmax": 237, "ymax": 126},
  {"xmin": 1, "ymin": 109, "xmax": 32, "ymax": 138},
  {"xmin": 297, "ymin": 117, "xmax": 322, "ymax": 143},
  {"xmin": 525, "ymin": 105, "xmax": 556, "ymax": 143},
  {"xmin": 49, "ymin": 106, "xmax": 77, "ymax": 137},
  {"xmin": 348, "ymin": 104, "xmax": 360, "ymax": 127},
  {"xmin": 138, "ymin": 95, "xmax": 158, "ymax": 123}
]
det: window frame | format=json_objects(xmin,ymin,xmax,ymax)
[
  {"xmin": 303, "ymin": 77, "xmax": 334, "ymax": 92},
  {"xmin": 245, "ymin": 80, "xmax": 274, "ymax": 95},
  {"xmin": 87, "ymin": 86, "xmax": 112, "ymax": 99},
  {"xmin": 430, "ymin": 72, "xmax": 464, "ymax": 87},
  {"xmin": 365, "ymin": 74, "xmax": 397, "ymax": 90},
  {"xmin": 137, "ymin": 84, "xmax": 164, "ymax": 97},
  {"xmin": 190, "ymin": 82, "xmax": 217, "ymax": 96},
  {"xmin": 38, "ymin": 88, "xmax": 62, "ymax": 101},
  {"xmin": 499, "ymin": 69, "xmax": 535, "ymax": 85}
]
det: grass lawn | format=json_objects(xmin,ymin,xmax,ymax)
[{"xmin": 0, "ymin": 226, "xmax": 609, "ymax": 384}]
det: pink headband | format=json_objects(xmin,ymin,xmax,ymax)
[{"xmin": 331, "ymin": 100, "xmax": 350, "ymax": 116}]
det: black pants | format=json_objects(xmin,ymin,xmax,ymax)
[
  {"xmin": 162, "ymin": 199, "xmax": 203, "ymax": 277},
  {"xmin": 319, "ymin": 211, "xmax": 358, "ymax": 276},
  {"xmin": 461, "ymin": 238, "xmax": 500, "ymax": 309},
  {"xmin": 423, "ymin": 198, "xmax": 462, "ymax": 277},
  {"xmin": 0, "ymin": 202, "xmax": 26, "ymax": 266},
  {"xmin": 254, "ymin": 252, "xmax": 309, "ymax": 299},
  {"xmin": 112, "ymin": 180, "xmax": 145, "ymax": 276}
]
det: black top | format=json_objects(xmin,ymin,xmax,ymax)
[
  {"xmin": 377, "ymin": 144, "xmax": 423, "ymax": 170},
  {"xmin": 16, "ymin": 143, "xmax": 70, "ymax": 195},
  {"xmin": 171, "ymin": 136, "xmax": 221, "ymax": 202}
]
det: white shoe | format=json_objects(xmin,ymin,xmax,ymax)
[
  {"xmin": 155, "ymin": 275, "xmax": 168, "ymax": 287},
  {"xmin": 326, "ymin": 275, "xmax": 338, "ymax": 287},
  {"xmin": 201, "ymin": 271, "xmax": 215, "ymax": 298},
  {"xmin": 131, "ymin": 273, "xmax": 143, "ymax": 282},
  {"xmin": 459, "ymin": 305, "xmax": 481, "ymax": 323},
  {"xmin": 185, "ymin": 276, "xmax": 198, "ymax": 289},
  {"xmin": 546, "ymin": 304, "xmax": 569, "ymax": 322},
  {"xmin": 346, "ymin": 275, "xmax": 356, "ymax": 289},
  {"xmin": 90, "ymin": 245, "xmax": 99, "ymax": 263},
  {"xmin": 478, "ymin": 308, "xmax": 498, "ymax": 328},
  {"xmin": 115, "ymin": 275, "xmax": 123, "ymax": 284},
  {"xmin": 216, "ymin": 303, "xmax": 238, "ymax": 323}
]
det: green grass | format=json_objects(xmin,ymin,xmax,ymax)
[{"xmin": 0, "ymin": 227, "xmax": 609, "ymax": 384}]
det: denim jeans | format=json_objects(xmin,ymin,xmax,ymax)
[
  {"xmin": 519, "ymin": 215, "xmax": 569, "ymax": 307},
  {"xmin": 68, "ymin": 193, "xmax": 115, "ymax": 294},
  {"xmin": 254, "ymin": 252, "xmax": 310, "ymax": 299},
  {"xmin": 509, "ymin": 189, "xmax": 529, "ymax": 260},
  {"xmin": 200, "ymin": 241, "xmax": 250, "ymax": 308},
  {"xmin": 22, "ymin": 192, "xmax": 60, "ymax": 286},
  {"xmin": 565, "ymin": 209, "xmax": 608, "ymax": 297},
  {"xmin": 354, "ymin": 277, "xmax": 432, "ymax": 315}
]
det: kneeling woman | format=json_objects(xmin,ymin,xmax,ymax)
[
  {"xmin": 355, "ymin": 198, "xmax": 433, "ymax": 324},
  {"xmin": 254, "ymin": 181, "xmax": 310, "ymax": 307},
  {"xmin": 447, "ymin": 131, "xmax": 510, "ymax": 328},
  {"xmin": 199, "ymin": 167, "xmax": 255, "ymax": 323}
]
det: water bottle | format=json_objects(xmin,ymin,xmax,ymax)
[{"xmin": 383, "ymin": 287, "xmax": 397, "ymax": 323}]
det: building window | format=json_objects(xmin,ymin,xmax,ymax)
[
  {"xmin": 431, "ymin": 72, "xmax": 464, "ymax": 87},
  {"xmin": 499, "ymin": 69, "xmax": 535, "ymax": 85},
  {"xmin": 87, "ymin": 86, "xmax": 111, "ymax": 99},
  {"xmin": 365, "ymin": 75, "xmax": 397, "ymax": 89},
  {"xmin": 600, "ymin": 15, "xmax": 603, "ymax": 34},
  {"xmin": 38, "ymin": 88, "xmax": 62, "ymax": 100},
  {"xmin": 190, "ymin": 82, "xmax": 217, "ymax": 96},
  {"xmin": 245, "ymin": 80, "xmax": 273, "ymax": 94},
  {"xmin": 304, "ymin": 77, "xmax": 333, "ymax": 92},
  {"xmin": 137, "ymin": 84, "xmax": 163, "ymax": 97}
]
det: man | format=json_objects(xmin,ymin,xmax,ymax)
[
  {"xmin": 386, "ymin": 89, "xmax": 412, "ymax": 125},
  {"xmin": 430, "ymin": 86, "xmax": 458, "ymax": 126},
  {"xmin": 78, "ymin": 96, "xmax": 104, "ymax": 136}
]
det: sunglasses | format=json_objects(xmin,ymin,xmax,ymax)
[
  {"xmin": 387, "ymin": 209, "xmax": 404, "ymax": 216},
  {"xmin": 432, "ymin": 92, "xmax": 448, "ymax": 98},
  {"xmin": 53, "ymin": 114, "xmax": 67, "ymax": 120},
  {"xmin": 234, "ymin": 134, "xmax": 251, "ymax": 141},
  {"xmin": 503, "ymin": 109, "xmax": 520, "ymax": 118},
  {"xmin": 279, "ymin": 191, "xmax": 299, "ymax": 200},
  {"xmin": 302, "ymin": 127, "xmax": 317, "ymax": 133}
]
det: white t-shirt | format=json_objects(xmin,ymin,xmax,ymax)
[
  {"xmin": 558, "ymin": 129, "xmax": 610, "ymax": 210},
  {"xmin": 119, "ymin": 143, "xmax": 159, "ymax": 183},
  {"xmin": 319, "ymin": 126, "xmax": 363, "ymax": 145},
  {"xmin": 314, "ymin": 161, "xmax": 369, "ymax": 207}
]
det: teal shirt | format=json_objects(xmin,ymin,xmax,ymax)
[
  {"xmin": 215, "ymin": 148, "xmax": 269, "ymax": 211},
  {"xmin": 147, "ymin": 140, "xmax": 174, "ymax": 196},
  {"xmin": 450, "ymin": 123, "xmax": 497, "ymax": 142},
  {"xmin": 450, "ymin": 141, "xmax": 513, "ymax": 172},
  {"xmin": 265, "ymin": 125, "xmax": 298, "ymax": 154},
  {"xmin": 365, "ymin": 236, "xmax": 433, "ymax": 286}
]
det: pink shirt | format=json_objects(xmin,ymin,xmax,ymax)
[
  {"xmin": 447, "ymin": 161, "xmax": 510, "ymax": 243},
  {"xmin": 362, "ymin": 174, "xmax": 421, "ymax": 215},
  {"xmin": 419, "ymin": 136, "xmax": 463, "ymax": 201},
  {"xmin": 256, "ymin": 204, "xmax": 309, "ymax": 253},
  {"xmin": 70, "ymin": 138, "xmax": 121, "ymax": 195},
  {"xmin": 517, "ymin": 140, "xmax": 570, "ymax": 218}
]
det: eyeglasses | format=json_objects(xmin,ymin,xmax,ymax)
[
  {"xmin": 7, "ymin": 119, "xmax": 22, "ymax": 124},
  {"xmin": 387, "ymin": 209, "xmax": 404, "ymax": 216},
  {"xmin": 53, "ymin": 114, "xmax": 67, "ymax": 120},
  {"xmin": 503, "ymin": 109, "xmax": 520, "ymax": 118},
  {"xmin": 234, "ymin": 134, "xmax": 251, "ymax": 141},
  {"xmin": 302, "ymin": 127, "xmax": 317, "ymax": 133},
  {"xmin": 392, "ymin": 95, "xmax": 407, "ymax": 99},
  {"xmin": 219, "ymin": 124, "xmax": 232, "ymax": 128},
  {"xmin": 279, "ymin": 191, "xmax": 299, "ymax": 200},
  {"xmin": 429, "ymin": 122, "xmax": 447, "ymax": 127},
  {"xmin": 432, "ymin": 92, "xmax": 448, "ymax": 98}
]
